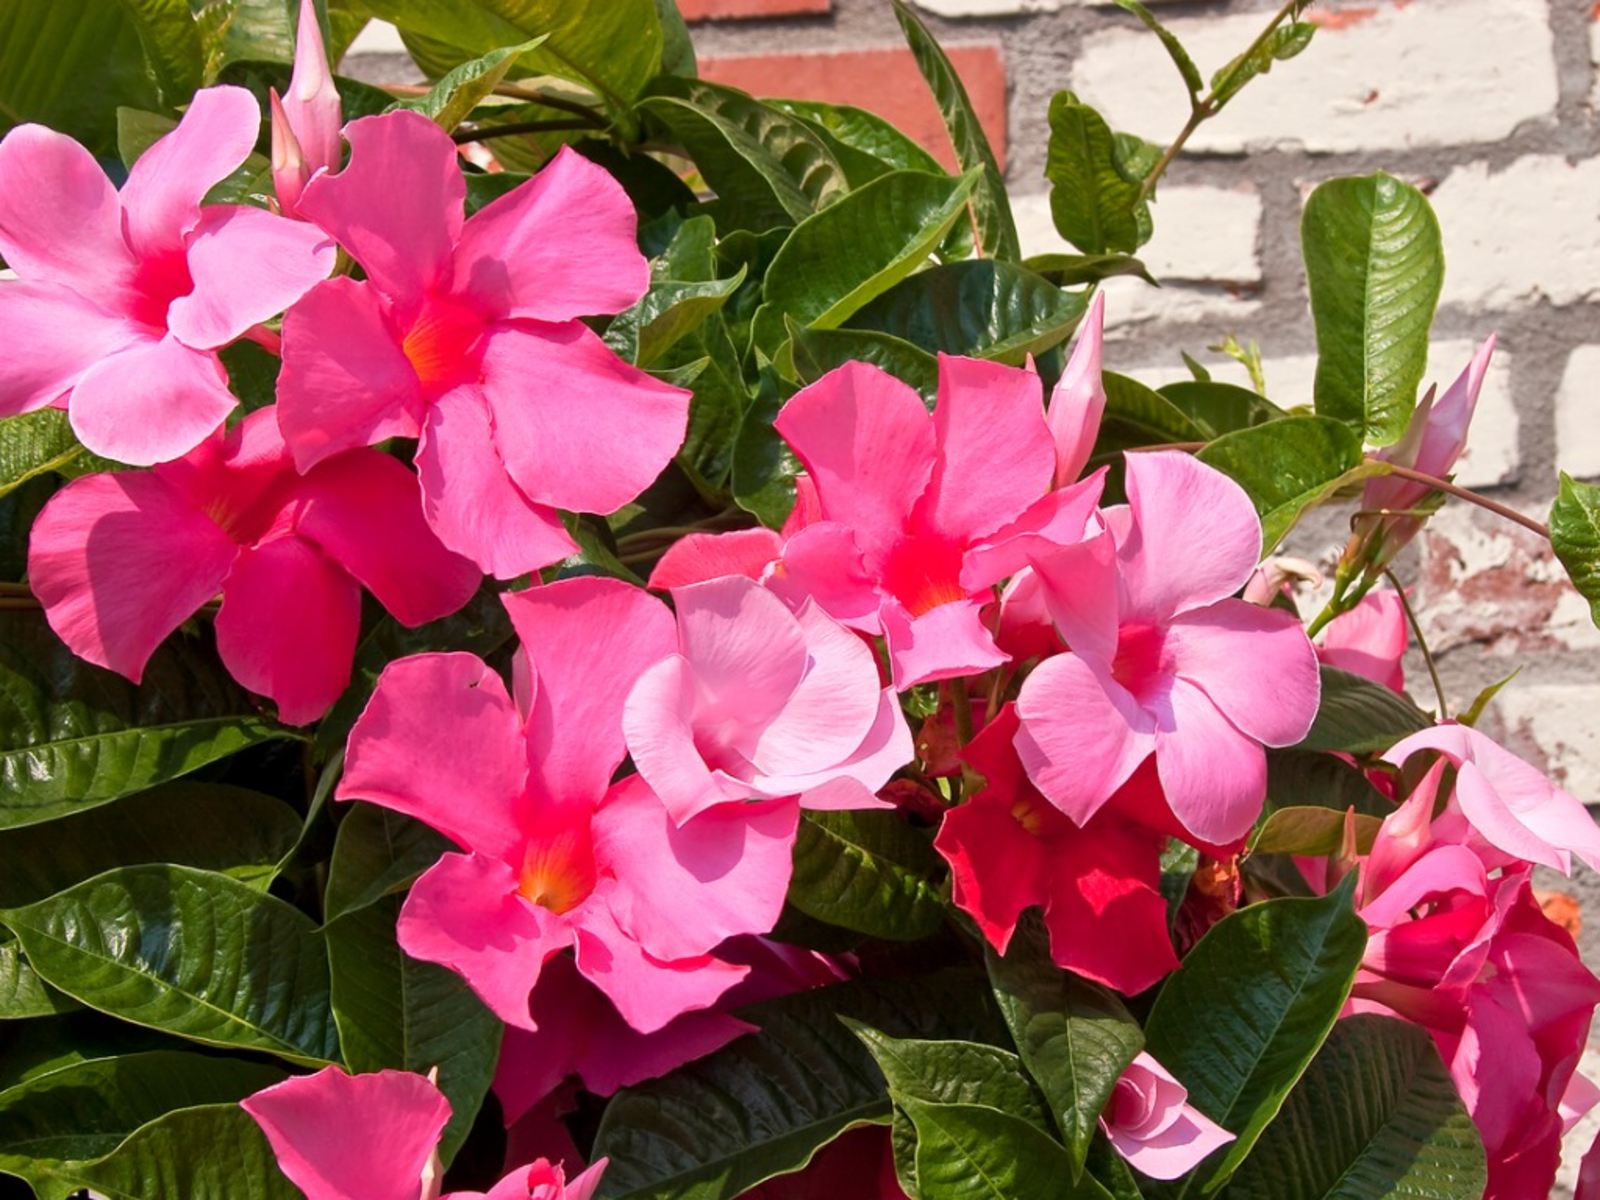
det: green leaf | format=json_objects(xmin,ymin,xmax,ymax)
[
  {"xmin": 323, "ymin": 802, "xmax": 456, "ymax": 923},
  {"xmin": 1101, "ymin": 372, "xmax": 1207, "ymax": 445},
  {"xmin": 1552, "ymin": 472, "xmax": 1600, "ymax": 629},
  {"xmin": 393, "ymin": 35, "xmax": 548, "ymax": 131},
  {"xmin": 1196, "ymin": 416, "xmax": 1370, "ymax": 550},
  {"xmin": 0, "ymin": 609, "xmax": 294, "ymax": 830},
  {"xmin": 1114, "ymin": 0, "xmax": 1202, "ymax": 97},
  {"xmin": 1210, "ymin": 21, "xmax": 1317, "ymax": 109},
  {"xmin": 844, "ymin": 261, "xmax": 1088, "ymax": 366},
  {"xmin": 0, "ymin": 783, "xmax": 300, "ymax": 908},
  {"xmin": 1024, "ymin": 253, "xmax": 1156, "ymax": 288},
  {"xmin": 1144, "ymin": 875, "xmax": 1368, "ymax": 1194},
  {"xmin": 0, "ymin": 1051, "xmax": 283, "ymax": 1177},
  {"xmin": 0, "ymin": 411, "xmax": 84, "ymax": 500},
  {"xmin": 0, "ymin": 934, "xmax": 78, "ymax": 1019},
  {"xmin": 1158, "ymin": 381, "xmax": 1285, "ymax": 439},
  {"xmin": 754, "ymin": 170, "xmax": 978, "ymax": 357},
  {"xmin": 113, "ymin": 0, "xmax": 205, "ymax": 103},
  {"xmin": 640, "ymin": 78, "xmax": 849, "ymax": 231},
  {"xmin": 1303, "ymin": 173, "xmax": 1444, "ymax": 446},
  {"xmin": 786, "ymin": 810, "xmax": 948, "ymax": 942},
  {"xmin": 48, "ymin": 1103, "xmax": 303, "ymax": 1200},
  {"xmin": 0, "ymin": 0, "xmax": 165, "ymax": 155},
  {"xmin": 790, "ymin": 325, "xmax": 940, "ymax": 402},
  {"xmin": 654, "ymin": 0, "xmax": 696, "ymax": 77},
  {"xmin": 985, "ymin": 917, "xmax": 1143, "ymax": 1175},
  {"xmin": 2, "ymin": 865, "xmax": 340, "ymax": 1066},
  {"xmin": 1222, "ymin": 1015, "xmax": 1486, "ymax": 1199},
  {"xmin": 1293, "ymin": 666, "xmax": 1433, "ymax": 756},
  {"xmin": 610, "ymin": 270, "xmax": 747, "ymax": 370},
  {"xmin": 1251, "ymin": 807, "xmax": 1382, "ymax": 858},
  {"xmin": 891, "ymin": 0, "xmax": 1019, "ymax": 262},
  {"xmin": 118, "ymin": 105, "xmax": 275, "ymax": 208},
  {"xmin": 198, "ymin": 0, "xmax": 296, "ymax": 73},
  {"xmin": 1263, "ymin": 750, "xmax": 1393, "ymax": 822},
  {"xmin": 768, "ymin": 98, "xmax": 945, "ymax": 185},
  {"xmin": 592, "ymin": 970, "xmax": 1006, "ymax": 1199},
  {"xmin": 670, "ymin": 316, "xmax": 754, "ymax": 500},
  {"xmin": 897, "ymin": 1098, "xmax": 1110, "ymax": 1200},
  {"xmin": 1045, "ymin": 92, "xmax": 1149, "ymax": 256},
  {"xmin": 326, "ymin": 896, "xmax": 502, "ymax": 1163},
  {"xmin": 731, "ymin": 369, "xmax": 799, "ymax": 528},
  {"xmin": 848, "ymin": 1026, "xmax": 1050, "ymax": 1128}
]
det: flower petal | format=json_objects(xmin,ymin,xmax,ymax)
[
  {"xmin": 478, "ymin": 319, "xmax": 688, "ymax": 514},
  {"xmin": 572, "ymin": 913, "xmax": 747, "ymax": 1035},
  {"xmin": 881, "ymin": 597, "xmax": 1008, "ymax": 690},
  {"xmin": 168, "ymin": 204, "xmax": 334, "ymax": 350},
  {"xmin": 27, "ymin": 471, "xmax": 235, "ymax": 681},
  {"xmin": 674, "ymin": 576, "xmax": 809, "ymax": 729},
  {"xmin": 68, "ymin": 335, "xmax": 235, "ymax": 465},
  {"xmin": 0, "ymin": 124, "xmax": 136, "ymax": 294},
  {"xmin": 1048, "ymin": 290, "xmax": 1106, "ymax": 488},
  {"xmin": 455, "ymin": 145, "xmax": 648, "ymax": 321},
  {"xmin": 748, "ymin": 602, "xmax": 884, "ymax": 775},
  {"xmin": 623, "ymin": 655, "xmax": 744, "ymax": 825},
  {"xmin": 339, "ymin": 652, "xmax": 527, "ymax": 862},
  {"xmin": 1164, "ymin": 600, "xmax": 1321, "ymax": 747},
  {"xmin": 647, "ymin": 528, "xmax": 783, "ymax": 591},
  {"xmin": 214, "ymin": 536, "xmax": 359, "ymax": 724},
  {"xmin": 935, "ymin": 787, "xmax": 1050, "ymax": 954},
  {"xmin": 0, "ymin": 281, "xmax": 143, "ymax": 418},
  {"xmin": 1153, "ymin": 680, "xmax": 1268, "ymax": 845}
]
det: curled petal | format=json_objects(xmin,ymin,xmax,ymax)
[
  {"xmin": 1103, "ymin": 1052, "xmax": 1234, "ymax": 1180},
  {"xmin": 68, "ymin": 336, "xmax": 235, "ymax": 466},
  {"xmin": 572, "ymin": 913, "xmax": 747, "ymax": 1035}
]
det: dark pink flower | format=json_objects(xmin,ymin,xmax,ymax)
[
  {"xmin": 0, "ymin": 87, "xmax": 334, "ymax": 464},
  {"xmin": 27, "ymin": 408, "xmax": 478, "ymax": 724},
  {"xmin": 277, "ymin": 111, "xmax": 688, "ymax": 577}
]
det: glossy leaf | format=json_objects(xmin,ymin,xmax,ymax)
[
  {"xmin": 897, "ymin": 1099, "xmax": 1109, "ymax": 1200},
  {"xmin": 786, "ymin": 810, "xmax": 948, "ymax": 942},
  {"xmin": 1196, "ymin": 416, "xmax": 1370, "ymax": 550},
  {"xmin": 790, "ymin": 324, "xmax": 940, "ymax": 403},
  {"xmin": 1143, "ymin": 875, "xmax": 1367, "ymax": 1194},
  {"xmin": 2, "ymin": 865, "xmax": 340, "ymax": 1066},
  {"xmin": 323, "ymin": 802, "xmax": 456, "ymax": 924},
  {"xmin": 610, "ymin": 270, "xmax": 747, "ymax": 370},
  {"xmin": 849, "ymin": 1025, "xmax": 1050, "ymax": 1130},
  {"xmin": 891, "ymin": 0, "xmax": 1019, "ymax": 261},
  {"xmin": 1115, "ymin": 0, "xmax": 1202, "ymax": 97},
  {"xmin": 1303, "ymin": 173, "xmax": 1443, "ymax": 446},
  {"xmin": 1263, "ymin": 750, "xmax": 1393, "ymax": 822},
  {"xmin": 669, "ymin": 315, "xmax": 754, "ymax": 500},
  {"xmin": 753, "ymin": 169, "xmax": 978, "ymax": 355},
  {"xmin": 1100, "ymin": 372, "xmax": 1207, "ymax": 445},
  {"xmin": 0, "ymin": 609, "xmax": 293, "ymax": 829},
  {"xmin": 591, "ymin": 970, "xmax": 1006, "ymax": 1199},
  {"xmin": 844, "ymin": 261, "xmax": 1089, "ymax": 366},
  {"xmin": 1158, "ymin": 381, "xmax": 1285, "ymax": 439},
  {"xmin": 1044, "ymin": 92, "xmax": 1149, "ymax": 256},
  {"xmin": 0, "ymin": 411, "xmax": 84, "ymax": 501},
  {"xmin": 1025, "ymin": 253, "xmax": 1156, "ymax": 288},
  {"xmin": 985, "ymin": 917, "xmax": 1143, "ymax": 1175},
  {"xmin": 1222, "ymin": 1015, "xmax": 1486, "ymax": 1199},
  {"xmin": 1251, "ymin": 807, "xmax": 1382, "ymax": 858},
  {"xmin": 0, "ymin": 935, "xmax": 77, "ymax": 1019},
  {"xmin": 731, "ymin": 370, "xmax": 799, "ymax": 528},
  {"xmin": 0, "ymin": 783, "xmax": 300, "ymax": 908},
  {"xmin": 1551, "ymin": 472, "xmax": 1600, "ymax": 629},
  {"xmin": 1211, "ymin": 21, "xmax": 1317, "ymax": 108},
  {"xmin": 114, "ymin": 0, "xmax": 205, "ymax": 104},
  {"xmin": 769, "ymin": 98, "xmax": 945, "ymax": 185},
  {"xmin": 393, "ymin": 35, "xmax": 549, "ymax": 131},
  {"xmin": 325, "ymin": 896, "xmax": 502, "ymax": 1163},
  {"xmin": 1292, "ymin": 667, "xmax": 1432, "ymax": 756}
]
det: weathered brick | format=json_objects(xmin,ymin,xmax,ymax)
[
  {"xmin": 680, "ymin": 0, "xmax": 829, "ymax": 20},
  {"xmin": 342, "ymin": 18, "xmax": 408, "ymax": 56},
  {"xmin": 1495, "ymin": 683, "xmax": 1600, "ymax": 805},
  {"xmin": 1431, "ymin": 157, "xmax": 1600, "ymax": 311},
  {"xmin": 1558, "ymin": 348, "xmax": 1600, "ymax": 481},
  {"xmin": 911, "ymin": 0, "xmax": 1059, "ymax": 15},
  {"xmin": 1070, "ymin": 0, "xmax": 1558, "ymax": 154},
  {"xmin": 698, "ymin": 43, "xmax": 1007, "ymax": 171}
]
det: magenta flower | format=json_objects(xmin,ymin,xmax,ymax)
[
  {"xmin": 1101, "ymin": 1052, "xmax": 1234, "ymax": 1180},
  {"xmin": 1014, "ymin": 451, "xmax": 1321, "ymax": 845},
  {"xmin": 277, "ymin": 111, "xmax": 688, "ymax": 578},
  {"xmin": 770, "ymin": 355, "xmax": 1103, "ymax": 689},
  {"xmin": 623, "ymin": 575, "xmax": 913, "ymax": 825},
  {"xmin": 0, "ymin": 87, "xmax": 334, "ymax": 465},
  {"xmin": 27, "ymin": 408, "xmax": 478, "ymax": 724},
  {"xmin": 270, "ymin": 0, "xmax": 342, "ymax": 216},
  {"xmin": 337, "ymin": 577, "xmax": 799, "ymax": 1033},
  {"xmin": 242, "ymin": 1066, "xmax": 606, "ymax": 1200}
]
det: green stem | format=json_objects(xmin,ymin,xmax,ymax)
[
  {"xmin": 1384, "ymin": 568, "xmax": 1447, "ymax": 719},
  {"xmin": 947, "ymin": 678, "xmax": 985, "ymax": 800},
  {"xmin": 454, "ymin": 119, "xmax": 601, "ymax": 143}
]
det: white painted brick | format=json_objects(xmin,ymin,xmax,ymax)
[
  {"xmin": 1015, "ymin": 187, "xmax": 1262, "ymax": 331},
  {"xmin": 912, "ymin": 0, "xmax": 1059, "ymax": 14},
  {"xmin": 1496, "ymin": 684, "xmax": 1600, "ymax": 806},
  {"xmin": 1070, "ymin": 0, "xmax": 1558, "ymax": 154},
  {"xmin": 1592, "ymin": 15, "xmax": 1600, "ymax": 111},
  {"xmin": 1125, "ymin": 340, "xmax": 1517, "ymax": 489},
  {"xmin": 1431, "ymin": 156, "xmax": 1600, "ymax": 311},
  {"xmin": 1558, "ymin": 348, "xmax": 1600, "ymax": 480},
  {"xmin": 342, "ymin": 19, "xmax": 407, "ymax": 57}
]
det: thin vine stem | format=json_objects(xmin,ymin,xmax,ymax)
[
  {"xmin": 1379, "ymin": 463, "xmax": 1550, "ymax": 540},
  {"xmin": 1384, "ymin": 567, "xmax": 1447, "ymax": 720}
]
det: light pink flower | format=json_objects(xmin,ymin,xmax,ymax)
[
  {"xmin": 1318, "ymin": 588, "xmax": 1407, "ymax": 693},
  {"xmin": 1046, "ymin": 290, "xmax": 1107, "ymax": 489},
  {"xmin": 1101, "ymin": 1052, "xmax": 1234, "ymax": 1180},
  {"xmin": 277, "ymin": 111, "xmax": 687, "ymax": 578},
  {"xmin": 623, "ymin": 575, "xmax": 913, "ymax": 825},
  {"xmin": 1014, "ymin": 450, "xmax": 1321, "ymax": 845},
  {"xmin": 337, "ymin": 577, "xmax": 799, "ymax": 1033},
  {"xmin": 0, "ymin": 87, "xmax": 334, "ymax": 464},
  {"xmin": 770, "ymin": 355, "xmax": 1104, "ymax": 689},
  {"xmin": 27, "ymin": 407, "xmax": 478, "ymax": 724},
  {"xmin": 270, "ymin": 0, "xmax": 342, "ymax": 215}
]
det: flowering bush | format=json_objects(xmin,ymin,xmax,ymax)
[{"xmin": 5, "ymin": 2, "xmax": 1600, "ymax": 1199}]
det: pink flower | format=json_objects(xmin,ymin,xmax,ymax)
[
  {"xmin": 1100, "ymin": 1052, "xmax": 1234, "ymax": 1180},
  {"xmin": 1014, "ymin": 450, "xmax": 1321, "ymax": 845},
  {"xmin": 277, "ymin": 111, "xmax": 688, "ymax": 578},
  {"xmin": 242, "ymin": 1066, "xmax": 606, "ymax": 1200},
  {"xmin": 27, "ymin": 408, "xmax": 478, "ymax": 724},
  {"xmin": 270, "ymin": 0, "xmax": 342, "ymax": 215},
  {"xmin": 337, "ymin": 577, "xmax": 799, "ymax": 1033},
  {"xmin": 0, "ymin": 87, "xmax": 335, "ymax": 464},
  {"xmin": 933, "ymin": 705, "xmax": 1180, "ymax": 995},
  {"xmin": 770, "ymin": 354, "xmax": 1104, "ymax": 689},
  {"xmin": 623, "ymin": 575, "xmax": 913, "ymax": 825},
  {"xmin": 1317, "ymin": 587, "xmax": 1407, "ymax": 693},
  {"xmin": 1046, "ymin": 290, "xmax": 1107, "ymax": 489}
]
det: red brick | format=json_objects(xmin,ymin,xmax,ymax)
[
  {"xmin": 698, "ymin": 43, "xmax": 1007, "ymax": 173},
  {"xmin": 680, "ymin": 0, "xmax": 830, "ymax": 19}
]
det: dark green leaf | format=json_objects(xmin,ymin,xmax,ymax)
[
  {"xmin": 1024, "ymin": 253, "xmax": 1156, "ymax": 288},
  {"xmin": 669, "ymin": 317, "xmax": 753, "ymax": 500},
  {"xmin": 898, "ymin": 1098, "xmax": 1111, "ymax": 1200},
  {"xmin": 848, "ymin": 1025, "xmax": 1049, "ymax": 1128},
  {"xmin": 1552, "ymin": 472, "xmax": 1600, "ymax": 629},
  {"xmin": 1158, "ymin": 381, "xmax": 1285, "ymax": 439},
  {"xmin": 323, "ymin": 802, "xmax": 456, "ymax": 923},
  {"xmin": 610, "ymin": 270, "xmax": 747, "ymax": 370},
  {"xmin": 1144, "ymin": 876, "xmax": 1368, "ymax": 1193},
  {"xmin": 113, "ymin": 0, "xmax": 205, "ymax": 103},
  {"xmin": 787, "ymin": 811, "xmax": 948, "ymax": 942},
  {"xmin": 790, "ymin": 325, "xmax": 940, "ymax": 402},
  {"xmin": 1101, "ymin": 372, "xmax": 1206, "ymax": 445},
  {"xmin": 845, "ymin": 261, "xmax": 1088, "ymax": 366},
  {"xmin": 198, "ymin": 0, "xmax": 296, "ymax": 73},
  {"xmin": 0, "ymin": 609, "xmax": 293, "ymax": 829},
  {"xmin": 655, "ymin": 0, "xmax": 696, "ymax": 78},
  {"xmin": 768, "ymin": 98, "xmax": 945, "ymax": 185},
  {"xmin": 1045, "ymin": 92, "xmax": 1148, "ymax": 256},
  {"xmin": 985, "ymin": 917, "xmax": 1143, "ymax": 1174},
  {"xmin": 891, "ymin": 0, "xmax": 1019, "ymax": 261},
  {"xmin": 1292, "ymin": 666, "xmax": 1432, "ymax": 756},
  {"xmin": 326, "ymin": 896, "xmax": 501, "ymax": 1163},
  {"xmin": 731, "ymin": 370, "xmax": 799, "ymax": 528},
  {"xmin": 1303, "ymin": 173, "xmax": 1443, "ymax": 446},
  {"xmin": 1222, "ymin": 1015, "xmax": 1486, "ymax": 1199},
  {"xmin": 2, "ymin": 866, "xmax": 340, "ymax": 1066},
  {"xmin": 1251, "ymin": 807, "xmax": 1382, "ymax": 858},
  {"xmin": 1196, "ymin": 416, "xmax": 1370, "ymax": 549},
  {"xmin": 118, "ymin": 105, "xmax": 275, "ymax": 208},
  {"xmin": 393, "ymin": 35, "xmax": 548, "ymax": 131},
  {"xmin": 0, "ymin": 411, "xmax": 83, "ymax": 500},
  {"xmin": 1264, "ymin": 750, "xmax": 1393, "ymax": 822},
  {"xmin": 0, "ymin": 934, "xmax": 78, "ymax": 1018}
]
